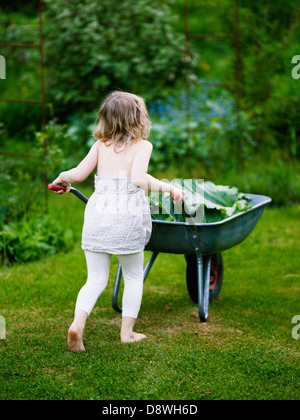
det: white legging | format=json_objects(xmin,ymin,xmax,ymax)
[{"xmin": 75, "ymin": 250, "xmax": 144, "ymax": 318}]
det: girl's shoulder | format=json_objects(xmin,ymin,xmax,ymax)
[{"xmin": 136, "ymin": 139, "xmax": 153, "ymax": 151}]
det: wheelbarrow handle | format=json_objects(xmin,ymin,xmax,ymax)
[
  {"xmin": 49, "ymin": 185, "xmax": 183, "ymax": 211},
  {"xmin": 49, "ymin": 186, "xmax": 180, "ymax": 206},
  {"xmin": 48, "ymin": 183, "xmax": 67, "ymax": 192},
  {"xmin": 69, "ymin": 187, "xmax": 89, "ymax": 204},
  {"xmin": 48, "ymin": 183, "xmax": 88, "ymax": 203},
  {"xmin": 49, "ymin": 186, "xmax": 180, "ymax": 196}
]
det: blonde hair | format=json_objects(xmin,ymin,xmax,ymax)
[{"xmin": 93, "ymin": 91, "xmax": 151, "ymax": 151}]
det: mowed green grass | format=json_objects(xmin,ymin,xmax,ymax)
[{"xmin": 0, "ymin": 190, "xmax": 299, "ymax": 400}]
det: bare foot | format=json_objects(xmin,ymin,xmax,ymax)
[
  {"xmin": 68, "ymin": 323, "xmax": 85, "ymax": 352},
  {"xmin": 121, "ymin": 332, "xmax": 146, "ymax": 344}
]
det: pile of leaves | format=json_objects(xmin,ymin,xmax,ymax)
[{"xmin": 149, "ymin": 179, "xmax": 253, "ymax": 223}]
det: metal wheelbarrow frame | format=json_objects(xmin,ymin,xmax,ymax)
[{"xmin": 63, "ymin": 187, "xmax": 272, "ymax": 322}]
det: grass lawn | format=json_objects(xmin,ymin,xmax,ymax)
[{"xmin": 0, "ymin": 189, "xmax": 299, "ymax": 400}]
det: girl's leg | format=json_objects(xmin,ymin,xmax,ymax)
[
  {"xmin": 68, "ymin": 250, "xmax": 112, "ymax": 352},
  {"xmin": 116, "ymin": 251, "xmax": 146, "ymax": 343}
]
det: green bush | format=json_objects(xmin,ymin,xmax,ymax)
[
  {"xmin": 43, "ymin": 0, "xmax": 190, "ymax": 115},
  {"xmin": 213, "ymin": 154, "xmax": 300, "ymax": 206},
  {"xmin": 0, "ymin": 156, "xmax": 42, "ymax": 225},
  {"xmin": 0, "ymin": 11, "xmax": 42, "ymax": 139},
  {"xmin": 148, "ymin": 82, "xmax": 255, "ymax": 174},
  {"xmin": 0, "ymin": 214, "xmax": 74, "ymax": 266},
  {"xmin": 0, "ymin": 119, "xmax": 90, "ymax": 225},
  {"xmin": 0, "ymin": 121, "xmax": 80, "ymax": 266}
]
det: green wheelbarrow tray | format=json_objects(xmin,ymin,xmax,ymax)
[{"xmin": 67, "ymin": 188, "xmax": 271, "ymax": 322}]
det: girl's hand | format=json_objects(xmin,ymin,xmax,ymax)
[
  {"xmin": 171, "ymin": 187, "xmax": 185, "ymax": 204},
  {"xmin": 51, "ymin": 175, "xmax": 71, "ymax": 194}
]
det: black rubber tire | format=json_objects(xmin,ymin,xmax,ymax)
[{"xmin": 185, "ymin": 253, "xmax": 223, "ymax": 303}]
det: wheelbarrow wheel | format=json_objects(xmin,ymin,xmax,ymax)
[{"xmin": 185, "ymin": 253, "xmax": 223, "ymax": 303}]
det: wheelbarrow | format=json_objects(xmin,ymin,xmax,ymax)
[{"xmin": 48, "ymin": 184, "xmax": 271, "ymax": 321}]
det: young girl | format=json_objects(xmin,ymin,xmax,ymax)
[{"xmin": 52, "ymin": 91, "xmax": 184, "ymax": 352}]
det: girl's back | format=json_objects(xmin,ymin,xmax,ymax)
[{"xmin": 97, "ymin": 139, "xmax": 150, "ymax": 179}]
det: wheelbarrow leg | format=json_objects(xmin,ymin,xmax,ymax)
[
  {"xmin": 112, "ymin": 262, "xmax": 122, "ymax": 313},
  {"xmin": 112, "ymin": 252, "xmax": 159, "ymax": 313},
  {"xmin": 143, "ymin": 251, "xmax": 159, "ymax": 281},
  {"xmin": 196, "ymin": 253, "xmax": 211, "ymax": 322},
  {"xmin": 203, "ymin": 255, "xmax": 211, "ymax": 321}
]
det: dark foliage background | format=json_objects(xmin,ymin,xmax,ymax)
[{"xmin": 0, "ymin": 0, "xmax": 299, "ymax": 264}]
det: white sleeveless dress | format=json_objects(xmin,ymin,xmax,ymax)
[{"xmin": 81, "ymin": 175, "xmax": 152, "ymax": 254}]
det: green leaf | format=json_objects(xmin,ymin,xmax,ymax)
[{"xmin": 149, "ymin": 179, "xmax": 253, "ymax": 224}]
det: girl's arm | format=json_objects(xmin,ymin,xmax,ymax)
[
  {"xmin": 52, "ymin": 141, "xmax": 99, "ymax": 193},
  {"xmin": 131, "ymin": 141, "xmax": 184, "ymax": 203}
]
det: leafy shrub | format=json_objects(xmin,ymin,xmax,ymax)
[
  {"xmin": 148, "ymin": 82, "xmax": 255, "ymax": 174},
  {"xmin": 0, "ymin": 156, "xmax": 42, "ymax": 225},
  {"xmin": 212, "ymin": 152, "xmax": 300, "ymax": 206},
  {"xmin": 43, "ymin": 0, "xmax": 191, "ymax": 116},
  {"xmin": 33, "ymin": 119, "xmax": 85, "ymax": 181},
  {"xmin": 0, "ymin": 121, "xmax": 80, "ymax": 266},
  {"xmin": 0, "ymin": 121, "xmax": 77, "ymax": 226},
  {"xmin": 0, "ymin": 11, "xmax": 42, "ymax": 138},
  {"xmin": 0, "ymin": 214, "xmax": 74, "ymax": 266}
]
